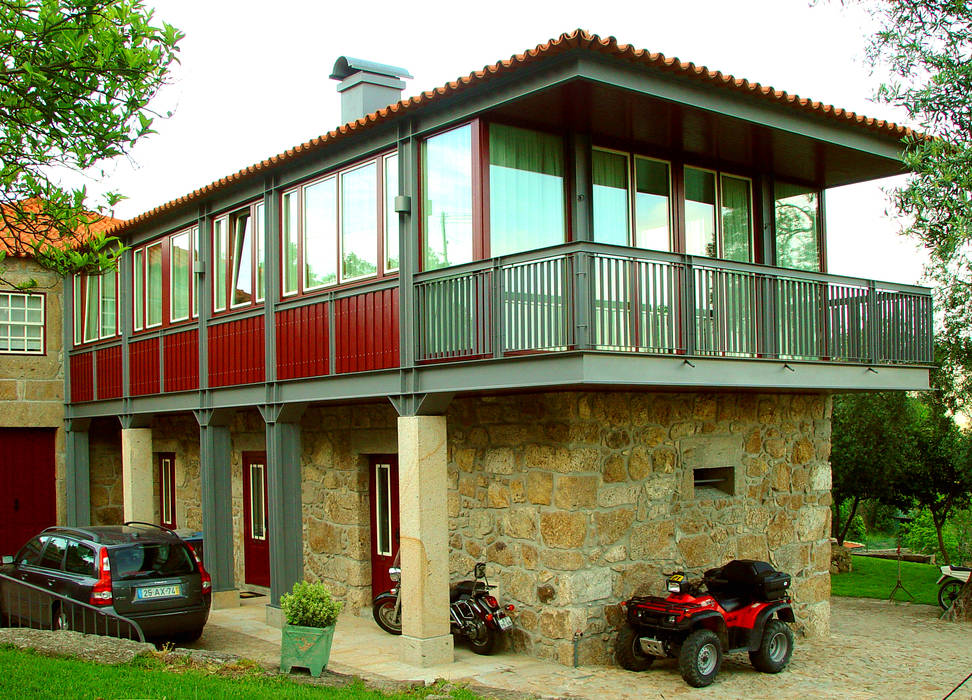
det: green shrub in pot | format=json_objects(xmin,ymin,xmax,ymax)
[{"xmin": 280, "ymin": 581, "xmax": 343, "ymax": 677}]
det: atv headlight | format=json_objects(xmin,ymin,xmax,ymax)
[{"xmin": 667, "ymin": 573, "xmax": 686, "ymax": 593}]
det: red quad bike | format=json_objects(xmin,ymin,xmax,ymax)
[{"xmin": 616, "ymin": 559, "xmax": 795, "ymax": 688}]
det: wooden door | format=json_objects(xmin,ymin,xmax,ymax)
[
  {"xmin": 242, "ymin": 451, "xmax": 270, "ymax": 588},
  {"xmin": 369, "ymin": 456, "xmax": 400, "ymax": 598},
  {"xmin": 158, "ymin": 453, "xmax": 176, "ymax": 529},
  {"xmin": 0, "ymin": 429, "xmax": 56, "ymax": 556}
]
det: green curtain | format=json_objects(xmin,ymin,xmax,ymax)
[
  {"xmin": 282, "ymin": 191, "xmax": 299, "ymax": 294},
  {"xmin": 147, "ymin": 243, "xmax": 162, "ymax": 326},
  {"xmin": 489, "ymin": 124, "xmax": 565, "ymax": 257},
  {"xmin": 721, "ymin": 175, "xmax": 752, "ymax": 262},
  {"xmin": 83, "ymin": 275, "xmax": 99, "ymax": 341},
  {"xmin": 592, "ymin": 150, "xmax": 629, "ymax": 245},
  {"xmin": 171, "ymin": 231, "xmax": 190, "ymax": 320},
  {"xmin": 100, "ymin": 270, "xmax": 117, "ymax": 337}
]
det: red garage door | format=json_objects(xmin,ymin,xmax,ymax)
[{"xmin": 0, "ymin": 428, "xmax": 56, "ymax": 556}]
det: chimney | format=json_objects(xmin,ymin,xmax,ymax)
[{"xmin": 330, "ymin": 57, "xmax": 413, "ymax": 124}]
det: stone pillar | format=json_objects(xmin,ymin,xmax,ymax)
[
  {"xmin": 120, "ymin": 427, "xmax": 153, "ymax": 522},
  {"xmin": 397, "ymin": 415, "xmax": 453, "ymax": 666},
  {"xmin": 64, "ymin": 419, "xmax": 90, "ymax": 527},
  {"xmin": 196, "ymin": 409, "xmax": 236, "ymax": 604}
]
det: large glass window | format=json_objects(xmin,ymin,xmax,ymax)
[
  {"xmin": 73, "ymin": 276, "xmax": 83, "ymax": 344},
  {"xmin": 133, "ymin": 248, "xmax": 144, "ymax": 331},
  {"xmin": 255, "ymin": 203, "xmax": 265, "ymax": 303},
  {"xmin": 341, "ymin": 162, "xmax": 378, "ymax": 280},
  {"xmin": 304, "ymin": 176, "xmax": 337, "ymax": 290},
  {"xmin": 213, "ymin": 217, "xmax": 228, "ymax": 312},
  {"xmin": 592, "ymin": 149, "xmax": 630, "ymax": 246},
  {"xmin": 99, "ymin": 270, "xmax": 117, "ymax": 338},
  {"xmin": 83, "ymin": 275, "xmax": 99, "ymax": 342},
  {"xmin": 146, "ymin": 242, "xmax": 163, "ymax": 327},
  {"xmin": 685, "ymin": 167, "xmax": 717, "ymax": 257},
  {"xmin": 634, "ymin": 157, "xmax": 671, "ymax": 251},
  {"xmin": 423, "ymin": 125, "xmax": 473, "ymax": 270},
  {"xmin": 775, "ymin": 182, "xmax": 820, "ymax": 271},
  {"xmin": 282, "ymin": 190, "xmax": 299, "ymax": 296},
  {"xmin": 170, "ymin": 230, "xmax": 191, "ymax": 322},
  {"xmin": 73, "ymin": 271, "xmax": 118, "ymax": 345},
  {"xmin": 0, "ymin": 292, "xmax": 44, "ymax": 353},
  {"xmin": 384, "ymin": 154, "xmax": 399, "ymax": 272},
  {"xmin": 721, "ymin": 175, "xmax": 753, "ymax": 263},
  {"xmin": 230, "ymin": 210, "xmax": 253, "ymax": 307},
  {"xmin": 489, "ymin": 124, "xmax": 565, "ymax": 256}
]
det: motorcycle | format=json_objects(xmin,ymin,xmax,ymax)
[
  {"xmin": 937, "ymin": 565, "xmax": 971, "ymax": 609},
  {"xmin": 372, "ymin": 561, "xmax": 514, "ymax": 654}
]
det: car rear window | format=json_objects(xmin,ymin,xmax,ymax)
[{"xmin": 109, "ymin": 543, "xmax": 196, "ymax": 581}]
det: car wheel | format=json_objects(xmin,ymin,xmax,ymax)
[
  {"xmin": 372, "ymin": 598, "xmax": 402, "ymax": 635},
  {"xmin": 938, "ymin": 580, "xmax": 963, "ymax": 610},
  {"xmin": 615, "ymin": 625, "xmax": 655, "ymax": 671},
  {"xmin": 749, "ymin": 619, "xmax": 794, "ymax": 673},
  {"xmin": 678, "ymin": 628, "xmax": 722, "ymax": 688}
]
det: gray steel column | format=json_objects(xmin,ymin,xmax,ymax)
[
  {"xmin": 64, "ymin": 418, "xmax": 90, "ymax": 526},
  {"xmin": 756, "ymin": 175, "xmax": 778, "ymax": 357},
  {"xmin": 399, "ymin": 120, "xmax": 418, "ymax": 371},
  {"xmin": 569, "ymin": 131, "xmax": 593, "ymax": 350},
  {"xmin": 261, "ymin": 403, "xmax": 306, "ymax": 607},
  {"xmin": 195, "ymin": 409, "xmax": 234, "ymax": 592},
  {"xmin": 263, "ymin": 176, "xmax": 278, "ymax": 386}
]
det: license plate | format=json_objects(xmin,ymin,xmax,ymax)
[
  {"xmin": 497, "ymin": 614, "xmax": 513, "ymax": 630},
  {"xmin": 136, "ymin": 584, "xmax": 182, "ymax": 600}
]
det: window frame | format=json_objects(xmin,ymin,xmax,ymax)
[
  {"xmin": 682, "ymin": 165, "xmax": 755, "ymax": 262},
  {"xmin": 129, "ymin": 225, "xmax": 200, "ymax": 336},
  {"xmin": 72, "ymin": 271, "xmax": 119, "ymax": 348},
  {"xmin": 280, "ymin": 150, "xmax": 397, "ymax": 299},
  {"xmin": 773, "ymin": 179, "xmax": 825, "ymax": 272},
  {"xmin": 0, "ymin": 290, "xmax": 46, "ymax": 355},
  {"xmin": 208, "ymin": 201, "xmax": 265, "ymax": 317}
]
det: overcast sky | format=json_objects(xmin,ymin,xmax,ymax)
[{"xmin": 83, "ymin": 0, "xmax": 929, "ymax": 286}]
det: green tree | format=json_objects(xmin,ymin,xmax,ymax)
[
  {"xmin": 0, "ymin": 0, "xmax": 182, "ymax": 286},
  {"xmin": 830, "ymin": 392, "xmax": 916, "ymax": 545}
]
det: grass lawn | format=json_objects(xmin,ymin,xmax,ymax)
[
  {"xmin": 0, "ymin": 647, "xmax": 481, "ymax": 700},
  {"xmin": 831, "ymin": 554, "xmax": 942, "ymax": 606}
]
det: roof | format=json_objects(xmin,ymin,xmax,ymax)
[
  {"xmin": 0, "ymin": 199, "xmax": 123, "ymax": 258},
  {"xmin": 109, "ymin": 28, "xmax": 917, "ymax": 238}
]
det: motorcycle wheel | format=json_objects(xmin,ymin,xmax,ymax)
[
  {"xmin": 615, "ymin": 625, "xmax": 654, "ymax": 671},
  {"xmin": 372, "ymin": 598, "xmax": 402, "ymax": 635},
  {"xmin": 938, "ymin": 580, "xmax": 963, "ymax": 610},
  {"xmin": 467, "ymin": 620, "xmax": 497, "ymax": 655}
]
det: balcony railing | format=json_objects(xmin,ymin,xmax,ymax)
[{"xmin": 413, "ymin": 242, "xmax": 934, "ymax": 367}]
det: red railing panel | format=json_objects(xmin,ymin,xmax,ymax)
[
  {"xmin": 129, "ymin": 337, "xmax": 160, "ymax": 396},
  {"xmin": 276, "ymin": 301, "xmax": 329, "ymax": 380},
  {"xmin": 69, "ymin": 352, "xmax": 94, "ymax": 402},
  {"xmin": 208, "ymin": 316, "xmax": 265, "ymax": 387},
  {"xmin": 335, "ymin": 287, "xmax": 400, "ymax": 373},
  {"xmin": 95, "ymin": 345, "xmax": 122, "ymax": 400},
  {"xmin": 163, "ymin": 329, "xmax": 199, "ymax": 393}
]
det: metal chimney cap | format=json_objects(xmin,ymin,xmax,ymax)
[{"xmin": 329, "ymin": 56, "xmax": 413, "ymax": 82}]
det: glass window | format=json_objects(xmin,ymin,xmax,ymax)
[
  {"xmin": 231, "ymin": 211, "xmax": 253, "ymax": 307},
  {"xmin": 384, "ymin": 154, "xmax": 399, "ymax": 272},
  {"xmin": 170, "ymin": 231, "xmax": 191, "ymax": 322},
  {"xmin": 634, "ymin": 157, "xmax": 671, "ymax": 251},
  {"xmin": 255, "ymin": 203, "xmax": 265, "ymax": 302},
  {"xmin": 304, "ymin": 177, "xmax": 338, "ymax": 289},
  {"xmin": 109, "ymin": 543, "xmax": 195, "ymax": 580},
  {"xmin": 39, "ymin": 536, "xmax": 67, "ymax": 570},
  {"xmin": 489, "ymin": 124, "xmax": 565, "ymax": 257},
  {"xmin": 775, "ymin": 182, "xmax": 820, "ymax": 271},
  {"xmin": 213, "ymin": 217, "xmax": 228, "ymax": 311},
  {"xmin": 250, "ymin": 463, "xmax": 266, "ymax": 540},
  {"xmin": 423, "ymin": 124, "xmax": 473, "ymax": 270},
  {"xmin": 99, "ymin": 271, "xmax": 117, "ymax": 338},
  {"xmin": 282, "ymin": 190, "xmax": 299, "ymax": 296},
  {"xmin": 721, "ymin": 175, "xmax": 752, "ymax": 263},
  {"xmin": 64, "ymin": 541, "xmax": 96, "ymax": 577},
  {"xmin": 191, "ymin": 227, "xmax": 199, "ymax": 318},
  {"xmin": 341, "ymin": 162, "xmax": 378, "ymax": 280},
  {"xmin": 73, "ymin": 276, "xmax": 83, "ymax": 344},
  {"xmin": 133, "ymin": 248, "xmax": 144, "ymax": 331},
  {"xmin": 592, "ymin": 149, "xmax": 630, "ymax": 246},
  {"xmin": 375, "ymin": 462, "xmax": 392, "ymax": 556},
  {"xmin": 146, "ymin": 242, "xmax": 163, "ymax": 326},
  {"xmin": 16, "ymin": 537, "xmax": 46, "ymax": 566},
  {"xmin": 685, "ymin": 167, "xmax": 717, "ymax": 257},
  {"xmin": 0, "ymin": 292, "xmax": 44, "ymax": 353},
  {"xmin": 83, "ymin": 275, "xmax": 99, "ymax": 342}
]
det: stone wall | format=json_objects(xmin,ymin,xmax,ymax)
[
  {"xmin": 152, "ymin": 414, "xmax": 202, "ymax": 531},
  {"xmin": 300, "ymin": 403, "xmax": 397, "ymax": 611},
  {"xmin": 0, "ymin": 258, "xmax": 66, "ymax": 521},
  {"xmin": 89, "ymin": 418, "xmax": 122, "ymax": 525},
  {"xmin": 229, "ymin": 409, "xmax": 266, "ymax": 588},
  {"xmin": 444, "ymin": 391, "xmax": 832, "ymax": 666}
]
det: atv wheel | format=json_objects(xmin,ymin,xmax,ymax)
[
  {"xmin": 615, "ymin": 625, "xmax": 654, "ymax": 671},
  {"xmin": 678, "ymin": 629, "xmax": 722, "ymax": 687},
  {"xmin": 938, "ymin": 580, "xmax": 963, "ymax": 610},
  {"xmin": 749, "ymin": 619, "xmax": 794, "ymax": 673}
]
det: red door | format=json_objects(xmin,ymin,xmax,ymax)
[
  {"xmin": 158, "ymin": 453, "xmax": 176, "ymax": 529},
  {"xmin": 0, "ymin": 429, "xmax": 56, "ymax": 556},
  {"xmin": 369, "ymin": 456, "xmax": 400, "ymax": 597},
  {"xmin": 242, "ymin": 451, "xmax": 270, "ymax": 588}
]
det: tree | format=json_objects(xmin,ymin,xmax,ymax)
[
  {"xmin": 0, "ymin": 0, "xmax": 182, "ymax": 286},
  {"xmin": 830, "ymin": 392, "xmax": 916, "ymax": 544}
]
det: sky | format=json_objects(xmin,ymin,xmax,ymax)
[{"xmin": 81, "ymin": 0, "xmax": 929, "ymax": 286}]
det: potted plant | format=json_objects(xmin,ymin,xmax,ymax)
[{"xmin": 280, "ymin": 580, "xmax": 343, "ymax": 677}]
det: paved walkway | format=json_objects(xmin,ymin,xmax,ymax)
[{"xmin": 191, "ymin": 597, "xmax": 971, "ymax": 699}]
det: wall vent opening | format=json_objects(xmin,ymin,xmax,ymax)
[{"xmin": 693, "ymin": 466, "xmax": 735, "ymax": 496}]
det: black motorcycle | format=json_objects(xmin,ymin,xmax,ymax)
[{"xmin": 372, "ymin": 561, "xmax": 514, "ymax": 654}]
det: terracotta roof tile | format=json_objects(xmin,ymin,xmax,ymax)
[
  {"xmin": 0, "ymin": 199, "xmax": 123, "ymax": 258},
  {"xmin": 110, "ymin": 29, "xmax": 916, "ymax": 237}
]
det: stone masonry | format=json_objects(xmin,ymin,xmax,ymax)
[{"xmin": 445, "ymin": 391, "xmax": 832, "ymax": 666}]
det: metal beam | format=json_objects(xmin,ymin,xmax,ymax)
[
  {"xmin": 195, "ymin": 408, "xmax": 235, "ymax": 592},
  {"xmin": 64, "ymin": 418, "xmax": 91, "ymax": 527},
  {"xmin": 389, "ymin": 392, "xmax": 454, "ymax": 417}
]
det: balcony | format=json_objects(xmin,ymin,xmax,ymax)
[{"xmin": 414, "ymin": 242, "xmax": 933, "ymax": 369}]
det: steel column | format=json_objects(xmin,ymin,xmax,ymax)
[
  {"xmin": 64, "ymin": 418, "xmax": 90, "ymax": 527},
  {"xmin": 195, "ymin": 409, "xmax": 235, "ymax": 592}
]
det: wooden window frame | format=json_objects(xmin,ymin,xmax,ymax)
[
  {"xmin": 158, "ymin": 453, "xmax": 177, "ymax": 530},
  {"xmin": 280, "ymin": 150, "xmax": 397, "ymax": 299},
  {"xmin": 130, "ymin": 225, "xmax": 200, "ymax": 335},
  {"xmin": 773, "ymin": 179, "xmax": 825, "ymax": 273},
  {"xmin": 209, "ymin": 201, "xmax": 265, "ymax": 317},
  {"xmin": 0, "ymin": 290, "xmax": 46, "ymax": 355},
  {"xmin": 72, "ymin": 272, "xmax": 119, "ymax": 348}
]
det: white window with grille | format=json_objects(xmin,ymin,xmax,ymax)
[{"xmin": 0, "ymin": 292, "xmax": 44, "ymax": 354}]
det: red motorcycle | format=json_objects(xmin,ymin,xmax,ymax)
[
  {"xmin": 616, "ymin": 559, "xmax": 795, "ymax": 687},
  {"xmin": 372, "ymin": 562, "xmax": 514, "ymax": 654}
]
